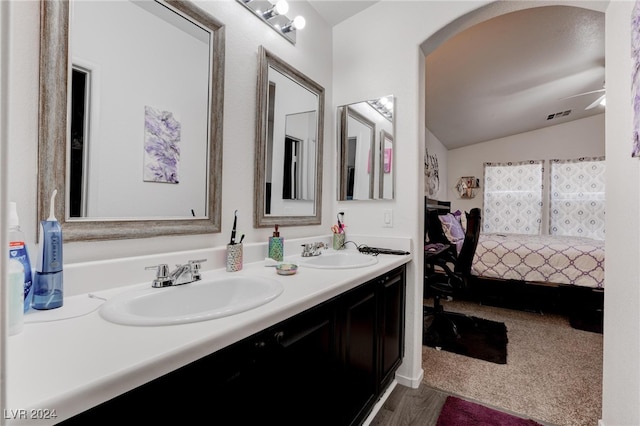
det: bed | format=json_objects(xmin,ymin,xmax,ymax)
[
  {"xmin": 471, "ymin": 233, "xmax": 605, "ymax": 289},
  {"xmin": 424, "ymin": 198, "xmax": 605, "ymax": 331}
]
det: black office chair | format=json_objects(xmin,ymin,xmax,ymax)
[{"xmin": 424, "ymin": 208, "xmax": 482, "ymax": 345}]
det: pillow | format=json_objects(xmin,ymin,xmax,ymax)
[
  {"xmin": 452, "ymin": 209, "xmax": 467, "ymax": 232},
  {"xmin": 438, "ymin": 213, "xmax": 465, "ymax": 243}
]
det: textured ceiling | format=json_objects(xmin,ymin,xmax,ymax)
[{"xmin": 426, "ymin": 5, "xmax": 605, "ymax": 149}]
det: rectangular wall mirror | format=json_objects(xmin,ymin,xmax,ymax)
[
  {"xmin": 254, "ymin": 46, "xmax": 325, "ymax": 227},
  {"xmin": 38, "ymin": 0, "xmax": 225, "ymax": 241},
  {"xmin": 337, "ymin": 96, "xmax": 395, "ymax": 201}
]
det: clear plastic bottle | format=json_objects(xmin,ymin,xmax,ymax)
[
  {"xmin": 9, "ymin": 202, "xmax": 33, "ymax": 312},
  {"xmin": 8, "ymin": 259, "xmax": 24, "ymax": 335}
]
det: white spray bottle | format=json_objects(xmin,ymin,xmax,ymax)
[{"xmin": 32, "ymin": 189, "xmax": 63, "ymax": 310}]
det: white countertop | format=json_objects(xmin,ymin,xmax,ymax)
[{"xmin": 6, "ymin": 251, "xmax": 411, "ymax": 425}]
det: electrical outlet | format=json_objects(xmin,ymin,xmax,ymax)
[{"xmin": 383, "ymin": 209, "xmax": 393, "ymax": 228}]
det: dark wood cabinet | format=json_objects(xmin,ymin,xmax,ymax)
[
  {"xmin": 379, "ymin": 269, "xmax": 406, "ymax": 392},
  {"xmin": 338, "ymin": 281, "xmax": 379, "ymax": 425},
  {"xmin": 59, "ymin": 265, "xmax": 406, "ymax": 426}
]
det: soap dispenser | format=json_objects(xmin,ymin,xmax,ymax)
[{"xmin": 268, "ymin": 225, "xmax": 284, "ymax": 262}]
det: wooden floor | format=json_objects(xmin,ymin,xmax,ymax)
[{"xmin": 370, "ymin": 384, "xmax": 449, "ymax": 426}]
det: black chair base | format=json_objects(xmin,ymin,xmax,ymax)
[{"xmin": 423, "ymin": 303, "xmax": 476, "ymax": 347}]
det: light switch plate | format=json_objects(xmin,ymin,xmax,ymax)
[{"xmin": 383, "ymin": 209, "xmax": 393, "ymax": 228}]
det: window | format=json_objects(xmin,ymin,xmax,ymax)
[
  {"xmin": 483, "ymin": 161, "xmax": 543, "ymax": 234},
  {"xmin": 550, "ymin": 157, "xmax": 605, "ymax": 240}
]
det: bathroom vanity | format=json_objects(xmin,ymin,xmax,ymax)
[
  {"xmin": 59, "ymin": 265, "xmax": 405, "ymax": 425},
  {"xmin": 6, "ymin": 246, "xmax": 410, "ymax": 425}
]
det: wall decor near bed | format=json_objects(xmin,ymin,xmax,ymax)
[
  {"xmin": 632, "ymin": 0, "xmax": 640, "ymax": 157},
  {"xmin": 424, "ymin": 148, "xmax": 440, "ymax": 196}
]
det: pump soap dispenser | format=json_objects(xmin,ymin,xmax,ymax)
[
  {"xmin": 268, "ymin": 225, "xmax": 284, "ymax": 262},
  {"xmin": 32, "ymin": 189, "xmax": 63, "ymax": 310}
]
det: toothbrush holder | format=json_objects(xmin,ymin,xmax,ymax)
[
  {"xmin": 268, "ymin": 236, "xmax": 284, "ymax": 261},
  {"xmin": 333, "ymin": 233, "xmax": 346, "ymax": 250},
  {"xmin": 226, "ymin": 243, "xmax": 243, "ymax": 272}
]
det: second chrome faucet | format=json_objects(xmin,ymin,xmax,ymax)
[{"xmin": 301, "ymin": 242, "xmax": 327, "ymax": 257}]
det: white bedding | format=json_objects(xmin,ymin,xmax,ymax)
[{"xmin": 471, "ymin": 233, "xmax": 605, "ymax": 288}]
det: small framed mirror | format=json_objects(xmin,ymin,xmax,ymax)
[
  {"xmin": 38, "ymin": 0, "xmax": 225, "ymax": 241},
  {"xmin": 337, "ymin": 96, "xmax": 395, "ymax": 201},
  {"xmin": 254, "ymin": 46, "xmax": 325, "ymax": 227}
]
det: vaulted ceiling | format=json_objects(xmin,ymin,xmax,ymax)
[{"xmin": 425, "ymin": 5, "xmax": 605, "ymax": 149}]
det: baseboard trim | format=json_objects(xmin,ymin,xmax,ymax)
[
  {"xmin": 362, "ymin": 367, "xmax": 424, "ymax": 425},
  {"xmin": 362, "ymin": 380, "xmax": 398, "ymax": 426},
  {"xmin": 395, "ymin": 368, "xmax": 424, "ymax": 388}
]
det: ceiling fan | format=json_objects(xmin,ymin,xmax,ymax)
[{"xmin": 561, "ymin": 83, "xmax": 606, "ymax": 110}]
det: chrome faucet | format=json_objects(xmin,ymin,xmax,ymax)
[
  {"xmin": 146, "ymin": 259, "xmax": 206, "ymax": 288},
  {"xmin": 301, "ymin": 242, "xmax": 327, "ymax": 257}
]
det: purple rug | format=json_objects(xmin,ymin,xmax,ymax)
[{"xmin": 436, "ymin": 396, "xmax": 543, "ymax": 426}]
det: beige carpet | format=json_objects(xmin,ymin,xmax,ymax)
[{"xmin": 422, "ymin": 299, "xmax": 603, "ymax": 426}]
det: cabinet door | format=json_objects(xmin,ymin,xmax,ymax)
[
  {"xmin": 338, "ymin": 282, "xmax": 378, "ymax": 425},
  {"xmin": 378, "ymin": 268, "xmax": 406, "ymax": 391},
  {"xmin": 263, "ymin": 303, "xmax": 340, "ymax": 425}
]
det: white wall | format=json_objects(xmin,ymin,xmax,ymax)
[
  {"xmin": 602, "ymin": 1, "xmax": 640, "ymax": 423},
  {"xmin": 446, "ymin": 113, "xmax": 605, "ymax": 227},
  {"xmin": 6, "ymin": 0, "xmax": 334, "ymax": 263}
]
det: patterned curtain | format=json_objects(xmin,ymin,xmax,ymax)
[
  {"xmin": 550, "ymin": 157, "xmax": 605, "ymax": 240},
  {"xmin": 483, "ymin": 160, "xmax": 543, "ymax": 234}
]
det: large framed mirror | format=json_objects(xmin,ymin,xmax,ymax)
[
  {"xmin": 337, "ymin": 96, "xmax": 395, "ymax": 201},
  {"xmin": 38, "ymin": 0, "xmax": 225, "ymax": 241},
  {"xmin": 254, "ymin": 46, "xmax": 325, "ymax": 227}
]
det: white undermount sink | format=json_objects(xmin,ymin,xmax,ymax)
[
  {"xmin": 299, "ymin": 250, "xmax": 378, "ymax": 269},
  {"xmin": 99, "ymin": 274, "xmax": 284, "ymax": 326}
]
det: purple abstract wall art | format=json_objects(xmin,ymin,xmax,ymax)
[
  {"xmin": 143, "ymin": 105, "xmax": 181, "ymax": 183},
  {"xmin": 632, "ymin": 1, "xmax": 640, "ymax": 157}
]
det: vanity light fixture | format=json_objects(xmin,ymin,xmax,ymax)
[
  {"xmin": 237, "ymin": 0, "xmax": 305, "ymax": 45},
  {"xmin": 368, "ymin": 96, "xmax": 394, "ymax": 121}
]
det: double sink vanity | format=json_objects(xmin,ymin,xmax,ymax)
[{"xmin": 7, "ymin": 238, "xmax": 411, "ymax": 425}]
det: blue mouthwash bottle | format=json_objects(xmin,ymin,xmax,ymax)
[{"xmin": 33, "ymin": 189, "xmax": 63, "ymax": 310}]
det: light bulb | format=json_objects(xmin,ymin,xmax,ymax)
[
  {"xmin": 275, "ymin": 0, "xmax": 289, "ymax": 15},
  {"xmin": 293, "ymin": 16, "xmax": 306, "ymax": 30}
]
